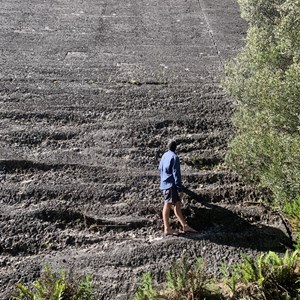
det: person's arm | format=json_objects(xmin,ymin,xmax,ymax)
[{"xmin": 172, "ymin": 156, "xmax": 182, "ymax": 192}]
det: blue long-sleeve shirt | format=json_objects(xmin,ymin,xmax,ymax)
[{"xmin": 159, "ymin": 150, "xmax": 182, "ymax": 191}]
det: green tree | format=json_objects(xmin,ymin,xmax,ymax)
[{"xmin": 224, "ymin": 0, "xmax": 300, "ymax": 206}]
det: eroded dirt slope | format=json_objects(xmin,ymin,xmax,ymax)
[{"xmin": 0, "ymin": 0, "xmax": 292, "ymax": 299}]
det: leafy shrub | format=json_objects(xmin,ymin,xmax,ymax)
[
  {"xmin": 285, "ymin": 195, "xmax": 300, "ymax": 250},
  {"xmin": 165, "ymin": 257, "xmax": 210, "ymax": 299},
  {"xmin": 134, "ymin": 252, "xmax": 300, "ymax": 300},
  {"xmin": 11, "ymin": 264, "xmax": 95, "ymax": 300},
  {"xmin": 223, "ymin": 0, "xmax": 300, "ymax": 206},
  {"xmin": 225, "ymin": 250, "xmax": 300, "ymax": 299},
  {"xmin": 133, "ymin": 257, "xmax": 220, "ymax": 300},
  {"xmin": 134, "ymin": 272, "xmax": 158, "ymax": 300}
]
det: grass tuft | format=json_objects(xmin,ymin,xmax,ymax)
[{"xmin": 11, "ymin": 264, "xmax": 95, "ymax": 300}]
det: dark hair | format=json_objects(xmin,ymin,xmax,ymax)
[{"xmin": 168, "ymin": 140, "xmax": 177, "ymax": 152}]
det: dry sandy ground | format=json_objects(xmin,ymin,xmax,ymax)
[{"xmin": 0, "ymin": 0, "xmax": 292, "ymax": 299}]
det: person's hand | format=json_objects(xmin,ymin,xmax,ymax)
[{"xmin": 179, "ymin": 192, "xmax": 184, "ymax": 200}]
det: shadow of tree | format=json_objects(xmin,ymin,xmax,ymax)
[{"xmin": 180, "ymin": 188, "xmax": 293, "ymax": 253}]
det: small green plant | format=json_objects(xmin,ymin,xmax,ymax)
[
  {"xmin": 220, "ymin": 263, "xmax": 239, "ymax": 296},
  {"xmin": 166, "ymin": 256, "xmax": 189, "ymax": 293},
  {"xmin": 227, "ymin": 250, "xmax": 300, "ymax": 299},
  {"xmin": 164, "ymin": 256, "xmax": 219, "ymax": 300},
  {"xmin": 133, "ymin": 272, "xmax": 158, "ymax": 300},
  {"xmin": 129, "ymin": 79, "xmax": 140, "ymax": 85},
  {"xmin": 133, "ymin": 258, "xmax": 220, "ymax": 300},
  {"xmin": 40, "ymin": 241, "xmax": 57, "ymax": 251},
  {"xmin": 285, "ymin": 195, "xmax": 300, "ymax": 250},
  {"xmin": 11, "ymin": 264, "xmax": 95, "ymax": 300},
  {"xmin": 239, "ymin": 254, "xmax": 265, "ymax": 286},
  {"xmin": 284, "ymin": 196, "xmax": 300, "ymax": 226},
  {"xmin": 293, "ymin": 234, "xmax": 300, "ymax": 253}
]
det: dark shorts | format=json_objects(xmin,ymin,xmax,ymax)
[{"xmin": 162, "ymin": 186, "xmax": 180, "ymax": 204}]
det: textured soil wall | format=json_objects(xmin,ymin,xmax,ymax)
[{"xmin": 0, "ymin": 0, "xmax": 292, "ymax": 299}]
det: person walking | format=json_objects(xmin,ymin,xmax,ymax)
[{"xmin": 159, "ymin": 140, "xmax": 197, "ymax": 235}]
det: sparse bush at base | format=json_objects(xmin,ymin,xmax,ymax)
[
  {"xmin": 133, "ymin": 257, "xmax": 221, "ymax": 300},
  {"xmin": 285, "ymin": 196, "xmax": 300, "ymax": 251},
  {"xmin": 223, "ymin": 250, "xmax": 300, "ymax": 300},
  {"xmin": 133, "ymin": 251, "xmax": 300, "ymax": 300},
  {"xmin": 11, "ymin": 264, "xmax": 95, "ymax": 300},
  {"xmin": 163, "ymin": 257, "xmax": 220, "ymax": 300},
  {"xmin": 134, "ymin": 272, "xmax": 158, "ymax": 300}
]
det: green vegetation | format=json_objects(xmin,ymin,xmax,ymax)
[
  {"xmin": 134, "ymin": 252, "xmax": 300, "ymax": 299},
  {"xmin": 164, "ymin": 257, "xmax": 219, "ymax": 299},
  {"xmin": 223, "ymin": 0, "xmax": 300, "ymax": 207},
  {"xmin": 285, "ymin": 196, "xmax": 300, "ymax": 249},
  {"xmin": 13, "ymin": 255, "xmax": 299, "ymax": 299},
  {"xmin": 224, "ymin": 250, "xmax": 300, "ymax": 299},
  {"xmin": 134, "ymin": 257, "xmax": 220, "ymax": 299},
  {"xmin": 11, "ymin": 265, "xmax": 95, "ymax": 300},
  {"xmin": 134, "ymin": 273, "xmax": 158, "ymax": 300}
]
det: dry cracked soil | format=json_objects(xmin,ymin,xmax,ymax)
[{"xmin": 0, "ymin": 0, "xmax": 293, "ymax": 299}]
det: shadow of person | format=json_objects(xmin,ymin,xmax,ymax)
[{"xmin": 180, "ymin": 187, "xmax": 293, "ymax": 253}]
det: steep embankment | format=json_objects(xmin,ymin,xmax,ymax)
[{"xmin": 0, "ymin": 0, "xmax": 291, "ymax": 298}]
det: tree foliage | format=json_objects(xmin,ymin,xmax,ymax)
[{"xmin": 224, "ymin": 0, "xmax": 300, "ymax": 205}]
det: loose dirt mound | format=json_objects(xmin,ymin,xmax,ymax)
[{"xmin": 0, "ymin": 0, "xmax": 292, "ymax": 299}]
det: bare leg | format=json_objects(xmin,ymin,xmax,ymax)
[
  {"xmin": 174, "ymin": 202, "xmax": 197, "ymax": 232},
  {"xmin": 173, "ymin": 201, "xmax": 187, "ymax": 228},
  {"xmin": 163, "ymin": 203, "xmax": 178, "ymax": 235}
]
